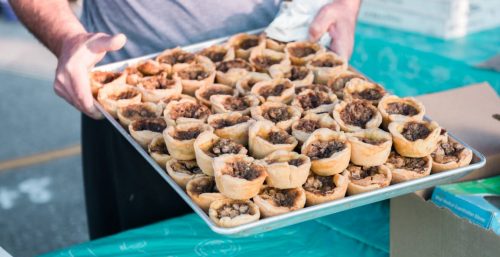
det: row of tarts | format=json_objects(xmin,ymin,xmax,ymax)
[{"xmin": 90, "ymin": 33, "xmax": 473, "ymax": 228}]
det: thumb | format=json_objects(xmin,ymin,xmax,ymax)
[{"xmin": 87, "ymin": 33, "xmax": 127, "ymax": 53}]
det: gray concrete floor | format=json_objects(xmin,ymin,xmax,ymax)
[{"xmin": 0, "ymin": 21, "xmax": 88, "ymax": 256}]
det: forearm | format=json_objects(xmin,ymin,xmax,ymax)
[{"xmin": 9, "ymin": 0, "xmax": 87, "ymax": 57}]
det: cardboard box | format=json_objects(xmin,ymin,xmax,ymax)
[{"xmin": 391, "ymin": 83, "xmax": 500, "ymax": 257}]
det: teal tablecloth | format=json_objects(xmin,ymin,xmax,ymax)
[{"xmin": 42, "ymin": 24, "xmax": 500, "ymax": 257}]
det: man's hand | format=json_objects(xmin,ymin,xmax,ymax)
[
  {"xmin": 309, "ymin": 0, "xmax": 361, "ymax": 60},
  {"xmin": 54, "ymin": 33, "xmax": 126, "ymax": 119}
]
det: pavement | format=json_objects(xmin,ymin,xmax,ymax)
[{"xmin": 0, "ymin": 20, "xmax": 88, "ymax": 257}]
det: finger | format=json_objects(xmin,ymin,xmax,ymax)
[
  {"xmin": 71, "ymin": 66, "xmax": 104, "ymax": 119},
  {"xmin": 328, "ymin": 22, "xmax": 354, "ymax": 60},
  {"xmin": 55, "ymin": 71, "xmax": 82, "ymax": 110},
  {"xmin": 309, "ymin": 5, "xmax": 335, "ymax": 42},
  {"xmin": 87, "ymin": 33, "xmax": 127, "ymax": 54}
]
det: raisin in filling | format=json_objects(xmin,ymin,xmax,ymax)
[
  {"xmin": 349, "ymin": 166, "xmax": 380, "ymax": 180},
  {"xmin": 170, "ymin": 103, "xmax": 209, "ymax": 120},
  {"xmin": 226, "ymin": 161, "xmax": 262, "ymax": 180},
  {"xmin": 289, "ymin": 66, "xmax": 309, "ymax": 81},
  {"xmin": 401, "ymin": 122, "xmax": 431, "ymax": 141},
  {"xmin": 263, "ymin": 107, "xmax": 292, "ymax": 123},
  {"xmin": 150, "ymin": 140, "xmax": 169, "ymax": 155},
  {"xmin": 266, "ymin": 131, "xmax": 291, "ymax": 144},
  {"xmin": 387, "ymin": 152, "xmax": 427, "ymax": 172},
  {"xmin": 432, "ymin": 142, "xmax": 466, "ymax": 164},
  {"xmin": 297, "ymin": 91, "xmax": 332, "ymax": 110},
  {"xmin": 206, "ymin": 139, "xmax": 243, "ymax": 157},
  {"xmin": 303, "ymin": 174, "xmax": 335, "ymax": 195},
  {"xmin": 290, "ymin": 46, "xmax": 316, "ymax": 58},
  {"xmin": 222, "ymin": 97, "xmax": 251, "ymax": 111},
  {"xmin": 173, "ymin": 127, "xmax": 203, "ymax": 140},
  {"xmin": 216, "ymin": 59, "xmax": 252, "ymax": 72},
  {"xmin": 216, "ymin": 202, "xmax": 254, "ymax": 218},
  {"xmin": 253, "ymin": 56, "xmax": 282, "ymax": 70},
  {"xmin": 307, "ymin": 141, "xmax": 346, "ymax": 160},
  {"xmin": 200, "ymin": 49, "xmax": 226, "ymax": 63},
  {"xmin": 386, "ymin": 102, "xmax": 419, "ymax": 116},
  {"xmin": 296, "ymin": 119, "xmax": 320, "ymax": 133},
  {"xmin": 201, "ymin": 88, "xmax": 233, "ymax": 100},
  {"xmin": 211, "ymin": 116, "xmax": 250, "ymax": 129},
  {"xmin": 260, "ymin": 188, "xmax": 297, "ymax": 207},
  {"xmin": 259, "ymin": 83, "xmax": 290, "ymax": 98},
  {"xmin": 340, "ymin": 101, "xmax": 375, "ymax": 128},
  {"xmin": 239, "ymin": 38, "xmax": 259, "ymax": 50},
  {"xmin": 132, "ymin": 118, "xmax": 166, "ymax": 132}
]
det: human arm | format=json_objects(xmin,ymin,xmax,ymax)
[
  {"xmin": 9, "ymin": 0, "xmax": 126, "ymax": 119},
  {"xmin": 309, "ymin": 0, "xmax": 362, "ymax": 60}
]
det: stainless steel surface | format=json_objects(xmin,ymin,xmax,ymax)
[{"xmin": 93, "ymin": 30, "xmax": 487, "ymax": 236}]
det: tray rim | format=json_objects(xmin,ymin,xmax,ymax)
[{"xmin": 92, "ymin": 29, "xmax": 487, "ymax": 236}]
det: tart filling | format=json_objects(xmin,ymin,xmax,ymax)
[
  {"xmin": 295, "ymin": 84, "xmax": 331, "ymax": 95},
  {"xmin": 305, "ymin": 141, "xmax": 346, "ymax": 160},
  {"xmin": 220, "ymin": 159, "xmax": 266, "ymax": 180},
  {"xmin": 253, "ymin": 186, "xmax": 306, "ymax": 217},
  {"xmin": 209, "ymin": 199, "xmax": 260, "ymax": 227},
  {"xmin": 378, "ymin": 96, "xmax": 426, "ymax": 126},
  {"xmin": 215, "ymin": 200, "xmax": 255, "ymax": 218},
  {"xmin": 327, "ymin": 71, "xmax": 365, "ymax": 99},
  {"xmin": 148, "ymin": 135, "xmax": 171, "ymax": 167},
  {"xmin": 210, "ymin": 115, "xmax": 251, "ymax": 130},
  {"xmin": 164, "ymin": 100, "xmax": 211, "ymax": 125},
  {"xmin": 258, "ymin": 187, "xmax": 300, "ymax": 207},
  {"xmin": 259, "ymin": 83, "xmax": 291, "ymax": 99},
  {"xmin": 198, "ymin": 45, "xmax": 234, "ymax": 63},
  {"xmin": 431, "ymin": 138, "xmax": 472, "ymax": 172},
  {"xmin": 387, "ymin": 151, "xmax": 429, "ymax": 173},
  {"xmin": 139, "ymin": 72, "xmax": 177, "ymax": 90},
  {"xmin": 186, "ymin": 176, "xmax": 226, "ymax": 212},
  {"xmin": 90, "ymin": 70, "xmax": 123, "ymax": 94},
  {"xmin": 291, "ymin": 113, "xmax": 340, "ymax": 143},
  {"xmin": 195, "ymin": 84, "xmax": 235, "ymax": 106},
  {"xmin": 205, "ymin": 138, "xmax": 245, "ymax": 157},
  {"xmin": 207, "ymin": 112, "xmax": 254, "ymax": 146},
  {"xmin": 343, "ymin": 78, "xmax": 387, "ymax": 105},
  {"xmin": 173, "ymin": 126, "xmax": 203, "ymax": 140},
  {"xmin": 210, "ymin": 95, "xmax": 261, "ymax": 115},
  {"xmin": 177, "ymin": 64, "xmax": 211, "ymax": 80},
  {"xmin": 156, "ymin": 48, "xmax": 196, "ymax": 66},
  {"xmin": 303, "ymin": 174, "xmax": 336, "ymax": 195},
  {"xmin": 347, "ymin": 165, "xmax": 389, "ymax": 187},
  {"xmin": 166, "ymin": 159, "xmax": 204, "ymax": 189},
  {"xmin": 235, "ymin": 72, "xmax": 271, "ymax": 95},
  {"xmin": 251, "ymin": 78, "xmax": 295, "ymax": 104},
  {"xmin": 117, "ymin": 102, "xmax": 161, "ymax": 127},
  {"xmin": 302, "ymin": 173, "xmax": 348, "ymax": 205},
  {"xmin": 249, "ymin": 120, "xmax": 298, "ymax": 159},
  {"xmin": 249, "ymin": 48, "xmax": 288, "ymax": 73},
  {"xmin": 388, "ymin": 120, "xmax": 441, "ymax": 158},
  {"xmin": 401, "ymin": 122, "xmax": 431, "ymax": 141},
  {"xmin": 189, "ymin": 176, "xmax": 219, "ymax": 195},
  {"xmin": 265, "ymin": 130, "xmax": 294, "ymax": 145},
  {"xmin": 97, "ymin": 84, "xmax": 142, "ymax": 118},
  {"xmin": 293, "ymin": 89, "xmax": 337, "ymax": 114},
  {"xmin": 216, "ymin": 59, "xmax": 253, "ymax": 73},
  {"xmin": 131, "ymin": 118, "xmax": 167, "ymax": 133},
  {"xmin": 164, "ymin": 123, "xmax": 213, "ymax": 160},
  {"xmin": 334, "ymin": 100, "xmax": 382, "ymax": 132}
]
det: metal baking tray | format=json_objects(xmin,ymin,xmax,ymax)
[{"xmin": 92, "ymin": 28, "xmax": 486, "ymax": 236}]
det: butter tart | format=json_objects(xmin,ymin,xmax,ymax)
[
  {"xmin": 250, "ymin": 102, "xmax": 302, "ymax": 131},
  {"xmin": 347, "ymin": 128, "xmax": 393, "ymax": 166},
  {"xmin": 209, "ymin": 199, "xmax": 260, "ymax": 227},
  {"xmin": 187, "ymin": 175, "xmax": 227, "ymax": 212},
  {"xmin": 327, "ymin": 70, "xmax": 366, "ymax": 99},
  {"xmin": 163, "ymin": 123, "xmax": 213, "ymax": 160},
  {"xmin": 386, "ymin": 151, "xmax": 432, "ymax": 183},
  {"xmin": 431, "ymin": 137, "xmax": 472, "ymax": 173},
  {"xmin": 235, "ymin": 72, "xmax": 272, "ymax": 95},
  {"xmin": 291, "ymin": 113, "xmax": 340, "ymax": 144},
  {"xmin": 90, "ymin": 70, "xmax": 124, "ymax": 96},
  {"xmin": 303, "ymin": 173, "xmax": 349, "ymax": 206},
  {"xmin": 159, "ymin": 93, "xmax": 196, "ymax": 107},
  {"xmin": 226, "ymin": 33, "xmax": 265, "ymax": 60},
  {"xmin": 248, "ymin": 120, "xmax": 298, "ymax": 159},
  {"xmin": 266, "ymin": 37, "xmax": 287, "ymax": 52},
  {"xmin": 378, "ymin": 95, "xmax": 425, "ymax": 127},
  {"xmin": 194, "ymin": 83, "xmax": 236, "ymax": 107},
  {"xmin": 124, "ymin": 59, "xmax": 170, "ymax": 86},
  {"xmin": 251, "ymin": 78, "xmax": 295, "ymax": 104},
  {"xmin": 137, "ymin": 71, "xmax": 182, "ymax": 102},
  {"xmin": 163, "ymin": 99, "xmax": 211, "ymax": 126},
  {"xmin": 197, "ymin": 44, "xmax": 235, "ymax": 63},
  {"xmin": 306, "ymin": 52, "xmax": 348, "ymax": 84},
  {"xmin": 215, "ymin": 58, "xmax": 254, "ymax": 87},
  {"xmin": 292, "ymin": 88, "xmax": 338, "ymax": 114},
  {"xmin": 345, "ymin": 164, "xmax": 392, "ymax": 195},
  {"xmin": 333, "ymin": 100, "xmax": 383, "ymax": 132},
  {"xmin": 194, "ymin": 131, "xmax": 248, "ymax": 176},
  {"xmin": 285, "ymin": 41, "xmax": 325, "ymax": 66},
  {"xmin": 295, "ymin": 84, "xmax": 332, "ymax": 95},
  {"xmin": 253, "ymin": 186, "xmax": 306, "ymax": 217},
  {"xmin": 166, "ymin": 159, "xmax": 204, "ymax": 189},
  {"xmin": 148, "ymin": 135, "xmax": 171, "ymax": 168},
  {"xmin": 97, "ymin": 84, "xmax": 142, "ymax": 118},
  {"xmin": 343, "ymin": 78, "xmax": 387, "ymax": 105},
  {"xmin": 388, "ymin": 120, "xmax": 441, "ymax": 158},
  {"xmin": 213, "ymin": 154, "xmax": 267, "ymax": 200},
  {"xmin": 249, "ymin": 48, "xmax": 290, "ymax": 73},
  {"xmin": 263, "ymin": 150, "xmax": 311, "ymax": 189},
  {"xmin": 129, "ymin": 118, "xmax": 167, "ymax": 148},
  {"xmin": 268, "ymin": 65, "xmax": 314, "ymax": 87},
  {"xmin": 117, "ymin": 102, "xmax": 163, "ymax": 127},
  {"xmin": 210, "ymin": 95, "xmax": 260, "ymax": 115},
  {"xmin": 301, "ymin": 128, "xmax": 351, "ymax": 176},
  {"xmin": 156, "ymin": 47, "xmax": 196, "ymax": 69},
  {"xmin": 207, "ymin": 112, "xmax": 255, "ymax": 146},
  {"xmin": 174, "ymin": 63, "xmax": 216, "ymax": 96}
]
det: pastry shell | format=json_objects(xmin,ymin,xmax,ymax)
[
  {"xmin": 291, "ymin": 89, "xmax": 338, "ymax": 114},
  {"xmin": 89, "ymin": 70, "xmax": 125, "ymax": 96},
  {"xmin": 97, "ymin": 84, "xmax": 142, "ymax": 118},
  {"xmin": 215, "ymin": 59, "xmax": 254, "ymax": 87},
  {"xmin": 226, "ymin": 33, "xmax": 266, "ymax": 60},
  {"xmin": 210, "ymin": 94, "xmax": 261, "ymax": 115},
  {"xmin": 197, "ymin": 44, "xmax": 235, "ymax": 63},
  {"xmin": 333, "ymin": 100, "xmax": 383, "ymax": 132},
  {"xmin": 291, "ymin": 113, "xmax": 340, "ymax": 144},
  {"xmin": 163, "ymin": 123, "xmax": 213, "ymax": 160},
  {"xmin": 137, "ymin": 71, "xmax": 183, "ymax": 102},
  {"xmin": 343, "ymin": 78, "xmax": 387, "ymax": 105},
  {"xmin": 378, "ymin": 95, "xmax": 425, "ymax": 127},
  {"xmin": 209, "ymin": 199, "xmax": 260, "ymax": 227},
  {"xmin": 248, "ymin": 120, "xmax": 298, "ymax": 159},
  {"xmin": 251, "ymin": 78, "xmax": 295, "ymax": 104},
  {"xmin": 250, "ymin": 102, "xmax": 302, "ymax": 131},
  {"xmin": 269, "ymin": 64, "xmax": 315, "ymax": 87},
  {"xmin": 249, "ymin": 47, "xmax": 290, "ymax": 73},
  {"xmin": 194, "ymin": 131, "xmax": 248, "ymax": 176},
  {"xmin": 129, "ymin": 118, "xmax": 167, "ymax": 148},
  {"xmin": 148, "ymin": 135, "xmax": 171, "ymax": 168},
  {"xmin": 347, "ymin": 128, "xmax": 393, "ymax": 166},
  {"xmin": 187, "ymin": 175, "xmax": 227, "ymax": 212},
  {"xmin": 253, "ymin": 186, "xmax": 306, "ymax": 217},
  {"xmin": 194, "ymin": 83, "xmax": 237, "ymax": 107},
  {"xmin": 165, "ymin": 159, "xmax": 204, "ymax": 189},
  {"xmin": 116, "ymin": 102, "xmax": 163, "ymax": 127},
  {"xmin": 303, "ymin": 173, "xmax": 349, "ymax": 206},
  {"xmin": 159, "ymin": 93, "xmax": 197, "ymax": 107},
  {"xmin": 301, "ymin": 128, "xmax": 351, "ymax": 176},
  {"xmin": 327, "ymin": 70, "xmax": 365, "ymax": 99},
  {"xmin": 213, "ymin": 154, "xmax": 268, "ymax": 200},
  {"xmin": 386, "ymin": 151, "xmax": 432, "ymax": 183},
  {"xmin": 431, "ymin": 137, "xmax": 473, "ymax": 173},
  {"xmin": 265, "ymin": 37, "xmax": 287, "ymax": 52},
  {"xmin": 284, "ymin": 41, "xmax": 325, "ymax": 66},
  {"xmin": 207, "ymin": 112, "xmax": 255, "ymax": 146},
  {"xmin": 235, "ymin": 72, "xmax": 272, "ymax": 95},
  {"xmin": 345, "ymin": 164, "xmax": 392, "ymax": 195},
  {"xmin": 173, "ymin": 56, "xmax": 216, "ymax": 95},
  {"xmin": 163, "ymin": 98, "xmax": 211, "ymax": 126},
  {"xmin": 306, "ymin": 52, "xmax": 348, "ymax": 84},
  {"xmin": 263, "ymin": 150, "xmax": 311, "ymax": 189},
  {"xmin": 389, "ymin": 120, "xmax": 441, "ymax": 158}
]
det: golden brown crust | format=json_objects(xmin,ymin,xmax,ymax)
[
  {"xmin": 347, "ymin": 128, "xmax": 393, "ymax": 166},
  {"xmin": 431, "ymin": 137, "xmax": 473, "ymax": 173},
  {"xmin": 248, "ymin": 120, "xmax": 298, "ymax": 159},
  {"xmin": 306, "ymin": 52, "xmax": 348, "ymax": 84},
  {"xmin": 301, "ymin": 128, "xmax": 351, "ymax": 176},
  {"xmin": 389, "ymin": 120, "xmax": 441, "ymax": 158},
  {"xmin": 251, "ymin": 78, "xmax": 295, "ymax": 104},
  {"xmin": 186, "ymin": 175, "xmax": 227, "ymax": 212},
  {"xmin": 284, "ymin": 41, "xmax": 325, "ymax": 65},
  {"xmin": 166, "ymin": 159, "xmax": 204, "ymax": 189},
  {"xmin": 263, "ymin": 150, "xmax": 311, "ymax": 189},
  {"xmin": 303, "ymin": 173, "xmax": 349, "ymax": 206},
  {"xmin": 163, "ymin": 123, "xmax": 213, "ymax": 160},
  {"xmin": 291, "ymin": 113, "xmax": 340, "ymax": 144},
  {"xmin": 333, "ymin": 100, "xmax": 383, "ymax": 132},
  {"xmin": 344, "ymin": 164, "xmax": 392, "ymax": 195},
  {"xmin": 385, "ymin": 151, "xmax": 432, "ymax": 183},
  {"xmin": 117, "ymin": 102, "xmax": 163, "ymax": 127},
  {"xmin": 250, "ymin": 102, "xmax": 302, "ymax": 131},
  {"xmin": 207, "ymin": 112, "xmax": 255, "ymax": 146},
  {"xmin": 253, "ymin": 186, "xmax": 306, "ymax": 217},
  {"xmin": 209, "ymin": 199, "xmax": 260, "ymax": 227},
  {"xmin": 97, "ymin": 84, "xmax": 142, "ymax": 118},
  {"xmin": 378, "ymin": 95, "xmax": 425, "ymax": 127}
]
